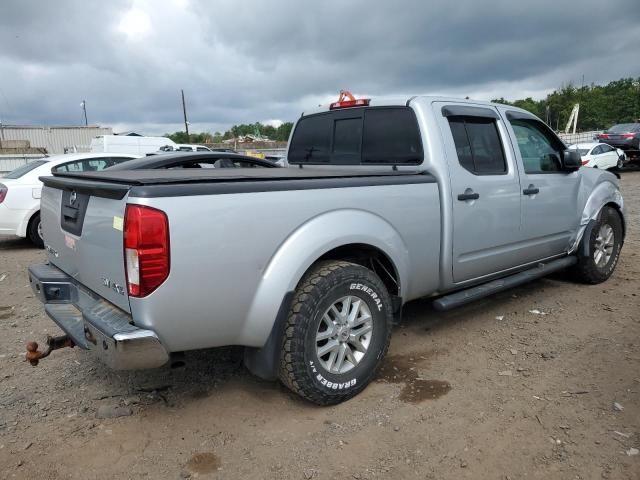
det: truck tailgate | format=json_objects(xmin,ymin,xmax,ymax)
[{"xmin": 40, "ymin": 180, "xmax": 131, "ymax": 313}]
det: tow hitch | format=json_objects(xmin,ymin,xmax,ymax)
[{"xmin": 25, "ymin": 335, "xmax": 75, "ymax": 366}]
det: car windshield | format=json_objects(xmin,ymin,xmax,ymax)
[
  {"xmin": 607, "ymin": 123, "xmax": 637, "ymax": 133},
  {"xmin": 3, "ymin": 160, "xmax": 48, "ymax": 179},
  {"xmin": 578, "ymin": 149, "xmax": 590, "ymax": 156}
]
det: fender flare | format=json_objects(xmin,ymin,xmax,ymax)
[
  {"xmin": 241, "ymin": 209, "xmax": 409, "ymax": 374},
  {"xmin": 570, "ymin": 180, "xmax": 624, "ymax": 254}
]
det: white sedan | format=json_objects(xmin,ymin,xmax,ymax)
[
  {"xmin": 569, "ymin": 142, "xmax": 625, "ymax": 170},
  {"xmin": 0, "ymin": 153, "xmax": 138, "ymax": 247}
]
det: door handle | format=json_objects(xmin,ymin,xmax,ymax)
[
  {"xmin": 457, "ymin": 190, "xmax": 480, "ymax": 201},
  {"xmin": 523, "ymin": 185, "xmax": 540, "ymax": 196}
]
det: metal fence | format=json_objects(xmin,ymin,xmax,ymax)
[
  {"xmin": 0, "ymin": 154, "xmax": 48, "ymax": 175},
  {"xmin": 557, "ymin": 130, "xmax": 601, "ymax": 145}
]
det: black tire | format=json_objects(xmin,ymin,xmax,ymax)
[
  {"xmin": 571, "ymin": 207, "xmax": 623, "ymax": 284},
  {"xmin": 617, "ymin": 156, "xmax": 625, "ymax": 170},
  {"xmin": 27, "ymin": 212, "xmax": 44, "ymax": 249},
  {"xmin": 279, "ymin": 260, "xmax": 393, "ymax": 405}
]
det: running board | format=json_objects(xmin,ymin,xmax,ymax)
[{"xmin": 432, "ymin": 256, "xmax": 577, "ymax": 311}]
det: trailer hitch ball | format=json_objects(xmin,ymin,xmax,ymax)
[{"xmin": 25, "ymin": 335, "xmax": 74, "ymax": 366}]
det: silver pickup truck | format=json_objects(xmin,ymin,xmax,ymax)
[{"xmin": 28, "ymin": 96, "xmax": 625, "ymax": 405}]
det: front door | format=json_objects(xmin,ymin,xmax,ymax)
[
  {"xmin": 437, "ymin": 104, "xmax": 522, "ymax": 283},
  {"xmin": 504, "ymin": 114, "xmax": 580, "ymax": 263}
]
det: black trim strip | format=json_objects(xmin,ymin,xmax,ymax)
[
  {"xmin": 441, "ymin": 105, "xmax": 499, "ymax": 119},
  {"xmin": 129, "ymin": 173, "xmax": 436, "ymax": 198},
  {"xmin": 40, "ymin": 176, "xmax": 129, "ymax": 200}
]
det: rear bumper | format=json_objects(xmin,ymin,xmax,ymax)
[
  {"xmin": 0, "ymin": 203, "xmax": 23, "ymax": 237},
  {"xmin": 28, "ymin": 263, "xmax": 169, "ymax": 370}
]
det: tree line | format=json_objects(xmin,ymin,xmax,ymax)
[
  {"xmin": 166, "ymin": 121, "xmax": 293, "ymax": 144},
  {"xmin": 493, "ymin": 77, "xmax": 640, "ymax": 132}
]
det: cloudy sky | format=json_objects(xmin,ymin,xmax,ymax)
[{"xmin": 1, "ymin": 0, "xmax": 639, "ymax": 135}]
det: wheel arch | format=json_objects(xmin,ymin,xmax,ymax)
[
  {"xmin": 571, "ymin": 180, "xmax": 624, "ymax": 254},
  {"xmin": 18, "ymin": 208, "xmax": 40, "ymax": 238},
  {"xmin": 242, "ymin": 209, "xmax": 408, "ymax": 379}
]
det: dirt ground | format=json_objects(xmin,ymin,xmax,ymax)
[{"xmin": 1, "ymin": 173, "xmax": 639, "ymax": 480}]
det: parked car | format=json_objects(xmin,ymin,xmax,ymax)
[
  {"xmin": 174, "ymin": 144, "xmax": 212, "ymax": 152},
  {"xmin": 569, "ymin": 142, "xmax": 625, "ymax": 170},
  {"xmin": 90, "ymin": 135, "xmax": 177, "ymax": 155},
  {"xmin": 596, "ymin": 123, "xmax": 640, "ymax": 150},
  {"xmin": 106, "ymin": 151, "xmax": 279, "ymax": 170},
  {"xmin": 0, "ymin": 153, "xmax": 138, "ymax": 247},
  {"xmin": 28, "ymin": 96, "xmax": 624, "ymax": 405}
]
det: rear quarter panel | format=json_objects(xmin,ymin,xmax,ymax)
[{"xmin": 129, "ymin": 182, "xmax": 441, "ymax": 352}]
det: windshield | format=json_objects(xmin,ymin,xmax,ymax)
[
  {"xmin": 607, "ymin": 123, "xmax": 637, "ymax": 133},
  {"xmin": 3, "ymin": 160, "xmax": 48, "ymax": 179}
]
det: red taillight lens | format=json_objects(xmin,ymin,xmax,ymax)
[
  {"xmin": 623, "ymin": 133, "xmax": 635, "ymax": 138},
  {"xmin": 329, "ymin": 99, "xmax": 370, "ymax": 109},
  {"xmin": 598, "ymin": 133, "xmax": 609, "ymax": 139},
  {"xmin": 124, "ymin": 204, "xmax": 170, "ymax": 297},
  {"xmin": 581, "ymin": 159, "xmax": 589, "ymax": 166},
  {"xmin": 0, "ymin": 184, "xmax": 7, "ymax": 203}
]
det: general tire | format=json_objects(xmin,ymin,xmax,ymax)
[
  {"xmin": 279, "ymin": 260, "xmax": 393, "ymax": 405},
  {"xmin": 27, "ymin": 212, "xmax": 44, "ymax": 249},
  {"xmin": 571, "ymin": 206, "xmax": 623, "ymax": 284}
]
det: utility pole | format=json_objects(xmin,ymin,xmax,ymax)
[
  {"xmin": 80, "ymin": 100, "xmax": 88, "ymax": 126},
  {"xmin": 181, "ymin": 89, "xmax": 189, "ymax": 142}
]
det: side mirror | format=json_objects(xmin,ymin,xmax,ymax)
[{"xmin": 562, "ymin": 150, "xmax": 581, "ymax": 171}]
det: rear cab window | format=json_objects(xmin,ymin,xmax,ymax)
[
  {"xmin": 52, "ymin": 157, "xmax": 132, "ymax": 173},
  {"xmin": 288, "ymin": 106, "xmax": 423, "ymax": 165}
]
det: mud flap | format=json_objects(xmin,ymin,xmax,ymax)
[{"xmin": 243, "ymin": 291, "xmax": 294, "ymax": 381}]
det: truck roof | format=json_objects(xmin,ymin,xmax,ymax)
[{"xmin": 302, "ymin": 95, "xmax": 532, "ymax": 118}]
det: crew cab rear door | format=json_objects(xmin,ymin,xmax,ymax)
[{"xmin": 436, "ymin": 103, "xmax": 522, "ymax": 283}]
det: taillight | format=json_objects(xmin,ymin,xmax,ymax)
[
  {"xmin": 581, "ymin": 159, "xmax": 590, "ymax": 166},
  {"xmin": 329, "ymin": 98, "xmax": 370, "ymax": 109},
  {"xmin": 124, "ymin": 204, "xmax": 170, "ymax": 297},
  {"xmin": 623, "ymin": 133, "xmax": 635, "ymax": 138},
  {"xmin": 598, "ymin": 133, "xmax": 609, "ymax": 139},
  {"xmin": 0, "ymin": 183, "xmax": 7, "ymax": 203}
]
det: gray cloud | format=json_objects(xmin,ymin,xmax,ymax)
[{"xmin": 1, "ymin": 0, "xmax": 639, "ymax": 134}]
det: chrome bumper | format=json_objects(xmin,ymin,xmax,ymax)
[{"xmin": 28, "ymin": 263, "xmax": 169, "ymax": 370}]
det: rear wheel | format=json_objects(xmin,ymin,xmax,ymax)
[
  {"xmin": 571, "ymin": 207, "xmax": 623, "ymax": 284},
  {"xmin": 27, "ymin": 212, "xmax": 44, "ymax": 249},
  {"xmin": 279, "ymin": 260, "xmax": 393, "ymax": 405}
]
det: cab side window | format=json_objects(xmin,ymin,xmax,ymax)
[
  {"xmin": 509, "ymin": 119, "xmax": 563, "ymax": 174},
  {"xmin": 448, "ymin": 116, "xmax": 507, "ymax": 175}
]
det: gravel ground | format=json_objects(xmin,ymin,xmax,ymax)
[{"xmin": 0, "ymin": 172, "xmax": 639, "ymax": 480}]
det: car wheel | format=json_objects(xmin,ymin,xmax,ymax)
[
  {"xmin": 279, "ymin": 260, "xmax": 393, "ymax": 405},
  {"xmin": 571, "ymin": 206, "xmax": 623, "ymax": 284},
  {"xmin": 617, "ymin": 157, "xmax": 624, "ymax": 170},
  {"xmin": 27, "ymin": 212, "xmax": 44, "ymax": 249}
]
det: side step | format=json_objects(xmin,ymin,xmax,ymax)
[{"xmin": 432, "ymin": 256, "xmax": 577, "ymax": 311}]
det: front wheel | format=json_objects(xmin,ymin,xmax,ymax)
[
  {"xmin": 571, "ymin": 207, "xmax": 623, "ymax": 284},
  {"xmin": 279, "ymin": 260, "xmax": 393, "ymax": 405}
]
